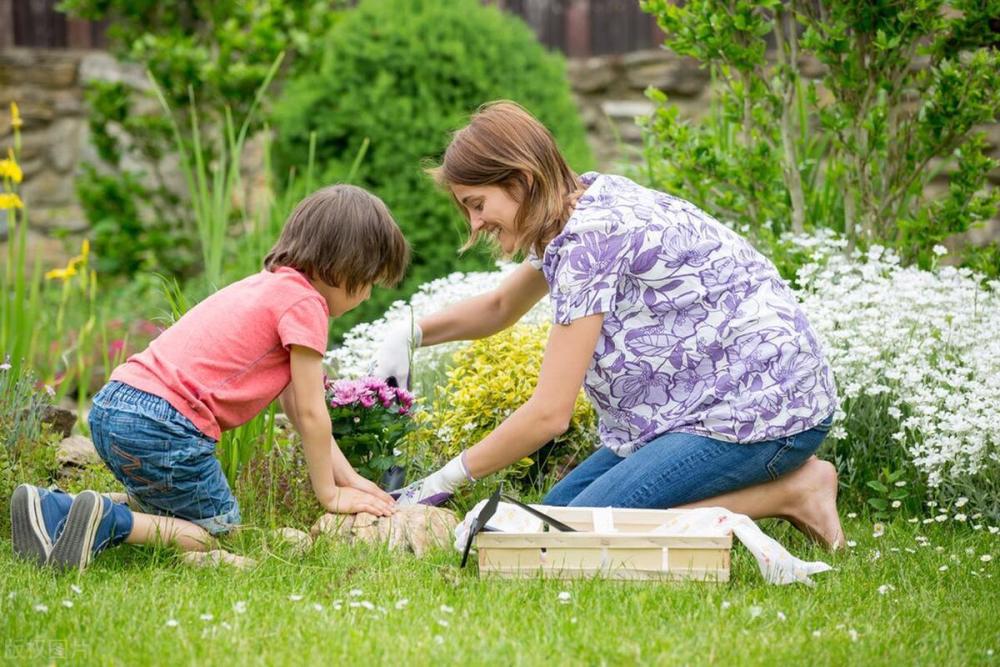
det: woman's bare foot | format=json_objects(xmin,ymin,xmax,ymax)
[{"xmin": 779, "ymin": 456, "xmax": 845, "ymax": 551}]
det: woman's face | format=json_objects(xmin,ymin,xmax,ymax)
[{"xmin": 451, "ymin": 183, "xmax": 521, "ymax": 254}]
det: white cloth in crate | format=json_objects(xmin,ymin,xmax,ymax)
[{"xmin": 455, "ymin": 502, "xmax": 832, "ymax": 586}]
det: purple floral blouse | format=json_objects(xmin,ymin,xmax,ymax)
[{"xmin": 529, "ymin": 172, "xmax": 838, "ymax": 456}]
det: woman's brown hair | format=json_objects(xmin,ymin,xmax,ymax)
[
  {"xmin": 429, "ymin": 100, "xmax": 580, "ymax": 259},
  {"xmin": 264, "ymin": 184, "xmax": 409, "ymax": 294}
]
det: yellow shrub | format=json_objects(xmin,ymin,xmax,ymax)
[{"xmin": 404, "ymin": 323, "xmax": 598, "ymax": 494}]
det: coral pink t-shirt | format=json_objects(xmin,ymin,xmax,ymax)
[{"xmin": 111, "ymin": 267, "xmax": 329, "ymax": 440}]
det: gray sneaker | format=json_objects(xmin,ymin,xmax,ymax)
[
  {"xmin": 49, "ymin": 491, "xmax": 107, "ymax": 572},
  {"xmin": 10, "ymin": 484, "xmax": 73, "ymax": 566}
]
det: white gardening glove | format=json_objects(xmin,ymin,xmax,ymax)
[
  {"xmin": 370, "ymin": 321, "xmax": 422, "ymax": 390},
  {"xmin": 392, "ymin": 452, "xmax": 473, "ymax": 506}
]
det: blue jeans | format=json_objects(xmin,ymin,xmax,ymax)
[
  {"xmin": 88, "ymin": 381, "xmax": 241, "ymax": 535},
  {"xmin": 543, "ymin": 415, "xmax": 834, "ymax": 508}
]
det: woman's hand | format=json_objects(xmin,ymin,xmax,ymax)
[
  {"xmin": 392, "ymin": 453, "xmax": 472, "ymax": 506},
  {"xmin": 371, "ymin": 322, "xmax": 422, "ymax": 389}
]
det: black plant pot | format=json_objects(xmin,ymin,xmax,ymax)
[{"xmin": 380, "ymin": 464, "xmax": 407, "ymax": 492}]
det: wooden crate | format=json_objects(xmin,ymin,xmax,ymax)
[{"xmin": 476, "ymin": 506, "xmax": 731, "ymax": 582}]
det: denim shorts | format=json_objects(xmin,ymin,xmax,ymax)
[
  {"xmin": 88, "ymin": 381, "xmax": 240, "ymax": 536},
  {"xmin": 543, "ymin": 415, "xmax": 834, "ymax": 508}
]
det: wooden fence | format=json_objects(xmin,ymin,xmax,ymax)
[{"xmin": 1, "ymin": 0, "xmax": 664, "ymax": 56}]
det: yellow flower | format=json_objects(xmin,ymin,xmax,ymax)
[
  {"xmin": 0, "ymin": 193, "xmax": 24, "ymax": 209},
  {"xmin": 10, "ymin": 102, "xmax": 22, "ymax": 129},
  {"xmin": 45, "ymin": 239, "xmax": 91, "ymax": 281},
  {"xmin": 45, "ymin": 266, "xmax": 78, "ymax": 281},
  {"xmin": 0, "ymin": 151, "xmax": 22, "ymax": 184}
]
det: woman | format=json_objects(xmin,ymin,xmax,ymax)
[{"xmin": 376, "ymin": 101, "xmax": 844, "ymax": 549}]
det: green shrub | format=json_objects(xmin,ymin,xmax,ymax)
[
  {"xmin": 271, "ymin": 0, "xmax": 593, "ymax": 340},
  {"xmin": 640, "ymin": 0, "xmax": 1000, "ymax": 266},
  {"xmin": 403, "ymin": 323, "xmax": 598, "ymax": 498}
]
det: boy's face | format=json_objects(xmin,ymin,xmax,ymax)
[
  {"xmin": 311, "ymin": 279, "xmax": 371, "ymax": 317},
  {"xmin": 451, "ymin": 182, "xmax": 521, "ymax": 255}
]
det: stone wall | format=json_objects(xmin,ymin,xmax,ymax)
[
  {"xmin": 1, "ymin": 47, "xmax": 998, "ymax": 269},
  {"xmin": 0, "ymin": 48, "xmax": 148, "ymax": 266}
]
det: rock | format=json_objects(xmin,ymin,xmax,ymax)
[
  {"xmin": 272, "ymin": 527, "xmax": 313, "ymax": 555},
  {"xmin": 56, "ymin": 435, "xmax": 100, "ymax": 468},
  {"xmin": 0, "ymin": 49, "xmax": 79, "ymax": 89},
  {"xmin": 41, "ymin": 405, "xmax": 76, "ymax": 439},
  {"xmin": 600, "ymin": 99, "xmax": 656, "ymax": 122},
  {"xmin": 182, "ymin": 549, "xmax": 257, "ymax": 570},
  {"xmin": 78, "ymin": 52, "xmax": 149, "ymax": 90},
  {"xmin": 567, "ymin": 56, "xmax": 618, "ymax": 93},
  {"xmin": 310, "ymin": 505, "xmax": 459, "ymax": 557},
  {"xmin": 398, "ymin": 506, "xmax": 460, "ymax": 557},
  {"xmin": 626, "ymin": 58, "xmax": 709, "ymax": 97},
  {"xmin": 47, "ymin": 118, "xmax": 84, "ymax": 173},
  {"xmin": 21, "ymin": 169, "xmax": 77, "ymax": 206},
  {"xmin": 28, "ymin": 205, "xmax": 89, "ymax": 234}
]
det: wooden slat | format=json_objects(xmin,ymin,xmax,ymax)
[
  {"xmin": 476, "ymin": 533, "xmax": 731, "ymax": 548},
  {"xmin": 0, "ymin": 0, "xmax": 14, "ymax": 49},
  {"xmin": 13, "ymin": 0, "xmax": 67, "ymax": 48},
  {"xmin": 480, "ymin": 566, "xmax": 730, "ymax": 583},
  {"xmin": 66, "ymin": 18, "xmax": 92, "ymax": 49}
]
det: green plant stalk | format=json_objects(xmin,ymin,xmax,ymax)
[{"xmin": 150, "ymin": 52, "xmax": 284, "ymax": 288}]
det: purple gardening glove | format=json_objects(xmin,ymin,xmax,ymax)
[{"xmin": 392, "ymin": 453, "xmax": 473, "ymax": 506}]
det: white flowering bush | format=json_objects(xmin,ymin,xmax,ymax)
[
  {"xmin": 330, "ymin": 238, "xmax": 1000, "ymax": 519},
  {"xmin": 798, "ymin": 245, "xmax": 1000, "ymax": 518},
  {"xmin": 326, "ymin": 261, "xmax": 553, "ymax": 393}
]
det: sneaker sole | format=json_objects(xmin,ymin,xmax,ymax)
[
  {"xmin": 49, "ymin": 491, "xmax": 103, "ymax": 573},
  {"xmin": 10, "ymin": 484, "xmax": 51, "ymax": 566}
]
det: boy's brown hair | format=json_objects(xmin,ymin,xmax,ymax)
[
  {"xmin": 264, "ymin": 184, "xmax": 409, "ymax": 294},
  {"xmin": 428, "ymin": 100, "xmax": 580, "ymax": 259}
]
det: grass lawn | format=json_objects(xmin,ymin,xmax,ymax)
[{"xmin": 0, "ymin": 516, "xmax": 997, "ymax": 666}]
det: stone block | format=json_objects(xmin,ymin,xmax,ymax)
[
  {"xmin": 600, "ymin": 99, "xmax": 656, "ymax": 121},
  {"xmin": 311, "ymin": 505, "xmax": 459, "ymax": 557},
  {"xmin": 21, "ymin": 169, "xmax": 76, "ymax": 206},
  {"xmin": 0, "ymin": 49, "xmax": 79, "ymax": 89},
  {"xmin": 568, "ymin": 56, "xmax": 619, "ymax": 94},
  {"xmin": 41, "ymin": 405, "xmax": 77, "ymax": 439},
  {"xmin": 271, "ymin": 527, "xmax": 313, "ymax": 556},
  {"xmin": 56, "ymin": 435, "xmax": 100, "ymax": 468},
  {"xmin": 30, "ymin": 205, "xmax": 89, "ymax": 234},
  {"xmin": 627, "ymin": 58, "xmax": 709, "ymax": 97},
  {"xmin": 182, "ymin": 550, "xmax": 257, "ymax": 570},
  {"xmin": 79, "ymin": 52, "xmax": 149, "ymax": 90}
]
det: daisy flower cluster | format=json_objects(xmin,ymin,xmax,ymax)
[{"xmin": 796, "ymin": 244, "xmax": 999, "ymax": 505}]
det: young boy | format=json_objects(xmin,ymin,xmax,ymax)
[{"xmin": 10, "ymin": 184, "xmax": 409, "ymax": 572}]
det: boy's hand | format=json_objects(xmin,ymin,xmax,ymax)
[
  {"xmin": 340, "ymin": 470, "xmax": 396, "ymax": 505},
  {"xmin": 323, "ymin": 487, "xmax": 395, "ymax": 517}
]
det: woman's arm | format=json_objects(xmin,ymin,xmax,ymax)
[
  {"xmin": 419, "ymin": 263, "xmax": 549, "ymax": 345},
  {"xmin": 393, "ymin": 313, "xmax": 604, "ymax": 505},
  {"xmin": 463, "ymin": 312, "xmax": 604, "ymax": 476},
  {"xmin": 373, "ymin": 263, "xmax": 549, "ymax": 388}
]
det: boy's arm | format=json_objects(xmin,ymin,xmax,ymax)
[
  {"xmin": 278, "ymin": 383, "xmax": 394, "ymax": 504},
  {"xmin": 288, "ymin": 346, "xmax": 394, "ymax": 516}
]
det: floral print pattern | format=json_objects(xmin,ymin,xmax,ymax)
[{"xmin": 529, "ymin": 173, "xmax": 838, "ymax": 455}]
